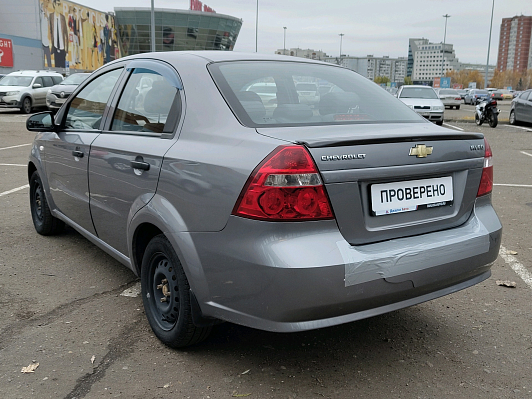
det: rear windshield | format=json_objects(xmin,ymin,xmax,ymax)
[
  {"xmin": 439, "ymin": 89, "xmax": 458, "ymax": 95},
  {"xmin": 0, "ymin": 76, "xmax": 33, "ymax": 87},
  {"xmin": 209, "ymin": 61, "xmax": 421, "ymax": 127},
  {"xmin": 399, "ymin": 87, "xmax": 438, "ymax": 99},
  {"xmin": 474, "ymin": 90, "xmax": 488, "ymax": 95}
]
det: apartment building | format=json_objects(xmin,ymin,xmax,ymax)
[{"xmin": 497, "ymin": 15, "xmax": 532, "ymax": 72}]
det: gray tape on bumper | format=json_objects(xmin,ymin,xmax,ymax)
[{"xmin": 338, "ymin": 217, "xmax": 490, "ymax": 287}]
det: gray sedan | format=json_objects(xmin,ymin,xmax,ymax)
[{"xmin": 26, "ymin": 52, "xmax": 502, "ymax": 348}]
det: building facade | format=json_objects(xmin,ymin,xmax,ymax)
[
  {"xmin": 322, "ymin": 55, "xmax": 407, "ymax": 84},
  {"xmin": 407, "ymin": 38, "xmax": 460, "ymax": 84},
  {"xmin": 497, "ymin": 15, "xmax": 532, "ymax": 72},
  {"xmin": 275, "ymin": 48, "xmax": 328, "ymax": 60},
  {"xmin": 0, "ymin": 0, "xmax": 241, "ymax": 74}
]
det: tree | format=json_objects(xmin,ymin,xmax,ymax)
[
  {"xmin": 404, "ymin": 76, "xmax": 413, "ymax": 85},
  {"xmin": 374, "ymin": 76, "xmax": 390, "ymax": 84}
]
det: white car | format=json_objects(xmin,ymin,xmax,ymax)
[
  {"xmin": 397, "ymin": 85, "xmax": 444, "ymax": 125},
  {"xmin": 296, "ymin": 82, "xmax": 320, "ymax": 106},
  {"xmin": 435, "ymin": 88, "xmax": 462, "ymax": 110},
  {"xmin": 0, "ymin": 70, "xmax": 63, "ymax": 113}
]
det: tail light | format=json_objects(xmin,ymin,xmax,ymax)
[
  {"xmin": 477, "ymin": 138, "xmax": 493, "ymax": 197},
  {"xmin": 454, "ymin": 97, "xmax": 461, "ymax": 101},
  {"xmin": 232, "ymin": 145, "xmax": 334, "ymax": 221}
]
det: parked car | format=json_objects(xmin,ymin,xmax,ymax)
[
  {"xmin": 0, "ymin": 70, "xmax": 63, "ymax": 113},
  {"xmin": 396, "ymin": 85, "xmax": 444, "ymax": 125},
  {"xmin": 245, "ymin": 82, "xmax": 278, "ymax": 108},
  {"xmin": 497, "ymin": 89, "xmax": 513, "ymax": 100},
  {"xmin": 457, "ymin": 89, "xmax": 468, "ymax": 100},
  {"xmin": 435, "ymin": 88, "xmax": 462, "ymax": 109},
  {"xmin": 296, "ymin": 82, "xmax": 320, "ymax": 106},
  {"xmin": 489, "ymin": 91, "xmax": 503, "ymax": 101},
  {"xmin": 464, "ymin": 89, "xmax": 489, "ymax": 105},
  {"xmin": 509, "ymin": 89, "xmax": 532, "ymax": 125},
  {"xmin": 26, "ymin": 52, "xmax": 501, "ymax": 348},
  {"xmin": 46, "ymin": 73, "xmax": 90, "ymax": 112}
]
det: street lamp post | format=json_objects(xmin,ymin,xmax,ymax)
[
  {"xmin": 255, "ymin": 0, "xmax": 259, "ymax": 52},
  {"xmin": 441, "ymin": 14, "xmax": 450, "ymax": 78},
  {"xmin": 283, "ymin": 27, "xmax": 287, "ymax": 55},
  {"xmin": 485, "ymin": 0, "xmax": 495, "ymax": 89},
  {"xmin": 150, "ymin": 0, "xmax": 156, "ymax": 52},
  {"xmin": 339, "ymin": 33, "xmax": 344, "ymax": 64}
]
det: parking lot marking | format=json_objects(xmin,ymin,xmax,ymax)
[
  {"xmin": 0, "ymin": 184, "xmax": 29, "ymax": 197},
  {"xmin": 0, "ymin": 143, "xmax": 32, "ymax": 151},
  {"xmin": 493, "ymin": 183, "xmax": 532, "ymax": 188},
  {"xmin": 508, "ymin": 125, "xmax": 532, "ymax": 132},
  {"xmin": 443, "ymin": 123, "xmax": 464, "ymax": 131},
  {"xmin": 500, "ymin": 246, "xmax": 532, "ymax": 290},
  {"xmin": 0, "ymin": 163, "xmax": 26, "ymax": 167},
  {"xmin": 520, "ymin": 151, "xmax": 532, "ymax": 157}
]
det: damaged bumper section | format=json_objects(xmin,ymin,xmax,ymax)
[{"xmin": 183, "ymin": 196, "xmax": 501, "ymax": 333}]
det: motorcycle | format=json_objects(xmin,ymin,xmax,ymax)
[{"xmin": 475, "ymin": 98, "xmax": 499, "ymax": 128}]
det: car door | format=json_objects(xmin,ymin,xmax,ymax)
[
  {"xmin": 524, "ymin": 91, "xmax": 532, "ymax": 123},
  {"xmin": 32, "ymin": 77, "xmax": 49, "ymax": 106},
  {"xmin": 43, "ymin": 67, "xmax": 124, "ymax": 235},
  {"xmin": 88, "ymin": 60, "xmax": 182, "ymax": 256}
]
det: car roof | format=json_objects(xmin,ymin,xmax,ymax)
[{"xmin": 7, "ymin": 70, "xmax": 63, "ymax": 77}]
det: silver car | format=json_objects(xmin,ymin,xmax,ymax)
[
  {"xmin": 46, "ymin": 73, "xmax": 91, "ymax": 112},
  {"xmin": 435, "ymin": 88, "xmax": 462, "ymax": 110},
  {"xmin": 26, "ymin": 52, "xmax": 502, "ymax": 348},
  {"xmin": 397, "ymin": 85, "xmax": 445, "ymax": 125}
]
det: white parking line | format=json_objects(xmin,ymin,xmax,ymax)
[
  {"xmin": 494, "ymin": 183, "xmax": 532, "ymax": 188},
  {"xmin": 0, "ymin": 163, "xmax": 26, "ymax": 167},
  {"xmin": 520, "ymin": 151, "xmax": 532, "ymax": 157},
  {"xmin": 499, "ymin": 246, "xmax": 532, "ymax": 290},
  {"xmin": 0, "ymin": 184, "xmax": 29, "ymax": 197},
  {"xmin": 0, "ymin": 143, "xmax": 32, "ymax": 151},
  {"xmin": 508, "ymin": 125, "xmax": 532, "ymax": 132},
  {"xmin": 443, "ymin": 123, "xmax": 464, "ymax": 131}
]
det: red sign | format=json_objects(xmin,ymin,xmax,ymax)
[
  {"xmin": 433, "ymin": 77, "xmax": 441, "ymax": 88},
  {"xmin": 190, "ymin": 0, "xmax": 216, "ymax": 13},
  {"xmin": 0, "ymin": 38, "xmax": 14, "ymax": 67}
]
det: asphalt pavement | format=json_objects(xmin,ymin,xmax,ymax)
[{"xmin": 0, "ymin": 108, "xmax": 531, "ymax": 399}]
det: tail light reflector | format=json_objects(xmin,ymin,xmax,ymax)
[
  {"xmin": 477, "ymin": 138, "xmax": 493, "ymax": 197},
  {"xmin": 232, "ymin": 146, "xmax": 334, "ymax": 221}
]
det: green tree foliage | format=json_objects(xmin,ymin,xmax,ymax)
[
  {"xmin": 374, "ymin": 76, "xmax": 390, "ymax": 84},
  {"xmin": 404, "ymin": 76, "xmax": 413, "ymax": 85}
]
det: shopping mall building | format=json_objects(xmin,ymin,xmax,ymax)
[{"xmin": 0, "ymin": 0, "xmax": 242, "ymax": 74}]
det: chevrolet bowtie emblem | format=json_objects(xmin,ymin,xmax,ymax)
[{"xmin": 409, "ymin": 144, "xmax": 433, "ymax": 158}]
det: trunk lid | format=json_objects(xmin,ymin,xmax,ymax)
[{"xmin": 257, "ymin": 123, "xmax": 486, "ymax": 245}]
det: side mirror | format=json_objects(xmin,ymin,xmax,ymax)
[
  {"xmin": 26, "ymin": 111, "xmax": 56, "ymax": 132},
  {"xmin": 33, "ymin": 83, "xmax": 43, "ymax": 88}
]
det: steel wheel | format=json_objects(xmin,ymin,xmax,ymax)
[
  {"xmin": 509, "ymin": 110, "xmax": 517, "ymax": 125},
  {"xmin": 29, "ymin": 171, "xmax": 64, "ymax": 235},
  {"xmin": 141, "ymin": 235, "xmax": 212, "ymax": 348}
]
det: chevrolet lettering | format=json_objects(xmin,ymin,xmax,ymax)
[{"xmin": 321, "ymin": 154, "xmax": 366, "ymax": 161}]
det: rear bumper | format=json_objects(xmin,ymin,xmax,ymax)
[{"xmin": 179, "ymin": 196, "xmax": 501, "ymax": 332}]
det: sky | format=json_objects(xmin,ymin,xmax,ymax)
[{"xmin": 87, "ymin": 0, "xmax": 532, "ymax": 65}]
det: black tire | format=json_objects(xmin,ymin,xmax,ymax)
[
  {"xmin": 141, "ymin": 234, "xmax": 212, "ymax": 348},
  {"xmin": 475, "ymin": 113, "xmax": 483, "ymax": 126},
  {"xmin": 29, "ymin": 171, "xmax": 64, "ymax": 235},
  {"xmin": 20, "ymin": 97, "xmax": 32, "ymax": 114},
  {"xmin": 436, "ymin": 120, "xmax": 443, "ymax": 126},
  {"xmin": 488, "ymin": 112, "xmax": 498, "ymax": 128},
  {"xmin": 509, "ymin": 110, "xmax": 518, "ymax": 125},
  {"xmin": 456, "ymin": 105, "xmax": 460, "ymax": 110}
]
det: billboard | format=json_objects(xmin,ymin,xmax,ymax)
[
  {"xmin": 0, "ymin": 38, "xmax": 14, "ymax": 67},
  {"xmin": 40, "ymin": 0, "xmax": 121, "ymax": 71}
]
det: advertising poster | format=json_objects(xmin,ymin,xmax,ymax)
[{"xmin": 40, "ymin": 0, "xmax": 121, "ymax": 71}]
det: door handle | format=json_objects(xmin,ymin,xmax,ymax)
[
  {"xmin": 72, "ymin": 150, "xmax": 84, "ymax": 158},
  {"xmin": 131, "ymin": 160, "xmax": 150, "ymax": 171}
]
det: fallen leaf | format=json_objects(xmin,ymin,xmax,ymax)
[
  {"xmin": 90, "ymin": 355, "xmax": 95, "ymax": 364},
  {"xmin": 21, "ymin": 362, "xmax": 39, "ymax": 373},
  {"xmin": 496, "ymin": 280, "xmax": 516, "ymax": 288},
  {"xmin": 241, "ymin": 369, "xmax": 250, "ymax": 375}
]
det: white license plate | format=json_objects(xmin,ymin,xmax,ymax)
[{"xmin": 371, "ymin": 176, "xmax": 453, "ymax": 216}]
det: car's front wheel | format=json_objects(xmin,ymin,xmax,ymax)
[
  {"xmin": 509, "ymin": 110, "xmax": 518, "ymax": 125},
  {"xmin": 29, "ymin": 171, "xmax": 64, "ymax": 235},
  {"xmin": 141, "ymin": 234, "xmax": 212, "ymax": 348},
  {"xmin": 20, "ymin": 97, "xmax": 32, "ymax": 114}
]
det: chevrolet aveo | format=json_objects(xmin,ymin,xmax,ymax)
[{"xmin": 26, "ymin": 52, "xmax": 502, "ymax": 348}]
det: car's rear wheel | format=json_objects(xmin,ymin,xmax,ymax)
[
  {"xmin": 456, "ymin": 105, "xmax": 460, "ymax": 110},
  {"xmin": 29, "ymin": 171, "xmax": 64, "ymax": 235},
  {"xmin": 21, "ymin": 97, "xmax": 32, "ymax": 114},
  {"xmin": 141, "ymin": 234, "xmax": 212, "ymax": 348}
]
